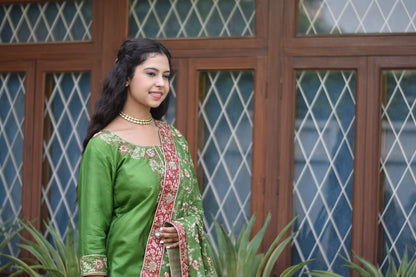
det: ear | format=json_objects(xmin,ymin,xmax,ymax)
[{"xmin": 125, "ymin": 79, "xmax": 130, "ymax": 87}]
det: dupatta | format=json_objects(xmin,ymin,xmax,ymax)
[{"xmin": 140, "ymin": 121, "xmax": 189, "ymax": 277}]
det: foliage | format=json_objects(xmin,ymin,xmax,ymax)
[
  {"xmin": 1, "ymin": 220, "xmax": 79, "ymax": 277},
  {"xmin": 308, "ymin": 247, "xmax": 416, "ymax": 277},
  {"xmin": 0, "ymin": 217, "xmax": 23, "ymax": 274},
  {"xmin": 206, "ymin": 213, "xmax": 312, "ymax": 277}
]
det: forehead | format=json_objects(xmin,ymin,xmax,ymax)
[{"xmin": 139, "ymin": 53, "xmax": 170, "ymax": 70}]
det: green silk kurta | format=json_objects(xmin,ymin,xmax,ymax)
[{"xmin": 78, "ymin": 122, "xmax": 215, "ymax": 277}]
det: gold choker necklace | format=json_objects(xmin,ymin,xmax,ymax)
[{"xmin": 119, "ymin": 111, "xmax": 153, "ymax": 125}]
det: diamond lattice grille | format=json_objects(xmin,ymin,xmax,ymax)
[
  {"xmin": 0, "ymin": 73, "xmax": 25, "ymax": 261},
  {"xmin": 0, "ymin": 0, "xmax": 92, "ymax": 43},
  {"xmin": 128, "ymin": 0, "xmax": 255, "ymax": 38},
  {"xmin": 293, "ymin": 71, "xmax": 356, "ymax": 275},
  {"xmin": 379, "ymin": 70, "xmax": 416, "ymax": 272},
  {"xmin": 298, "ymin": 0, "xmax": 416, "ymax": 35},
  {"xmin": 197, "ymin": 71, "xmax": 253, "ymax": 237},
  {"xmin": 42, "ymin": 72, "xmax": 90, "ymax": 238}
]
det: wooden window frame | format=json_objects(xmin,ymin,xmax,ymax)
[{"xmin": 273, "ymin": 1, "xmax": 416, "ymax": 275}]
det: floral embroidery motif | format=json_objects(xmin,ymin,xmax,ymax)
[
  {"xmin": 118, "ymin": 144, "xmax": 131, "ymax": 154},
  {"xmin": 97, "ymin": 130, "xmax": 165, "ymax": 178},
  {"xmin": 183, "ymin": 168, "xmax": 190, "ymax": 179},
  {"xmin": 146, "ymin": 148, "xmax": 156, "ymax": 158},
  {"xmin": 80, "ymin": 254, "xmax": 107, "ymax": 275},
  {"xmin": 192, "ymin": 259, "xmax": 200, "ymax": 271}
]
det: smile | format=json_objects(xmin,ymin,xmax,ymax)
[{"xmin": 150, "ymin": 91, "xmax": 163, "ymax": 99}]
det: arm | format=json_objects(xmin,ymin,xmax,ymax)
[{"xmin": 78, "ymin": 138, "xmax": 115, "ymax": 276}]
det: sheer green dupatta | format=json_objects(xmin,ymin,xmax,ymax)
[{"xmin": 140, "ymin": 121, "xmax": 215, "ymax": 277}]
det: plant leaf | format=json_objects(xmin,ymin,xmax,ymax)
[
  {"xmin": 47, "ymin": 221, "xmax": 67, "ymax": 265},
  {"xmin": 212, "ymin": 219, "xmax": 227, "ymax": 275},
  {"xmin": 385, "ymin": 247, "xmax": 398, "ymax": 277},
  {"xmin": 396, "ymin": 246, "xmax": 408, "ymax": 276},
  {"xmin": 280, "ymin": 259, "xmax": 313, "ymax": 277},
  {"xmin": 0, "ymin": 261, "xmax": 15, "ymax": 273},
  {"xmin": 340, "ymin": 254, "xmax": 371, "ymax": 277},
  {"xmin": 261, "ymin": 233, "xmax": 294, "ymax": 277},
  {"xmin": 406, "ymin": 252, "xmax": 416, "ymax": 277},
  {"xmin": 241, "ymin": 214, "xmax": 271, "ymax": 276},
  {"xmin": 18, "ymin": 221, "xmax": 59, "ymax": 270},
  {"xmin": 63, "ymin": 221, "xmax": 79, "ymax": 276},
  {"xmin": 0, "ymin": 224, "xmax": 23, "ymax": 252},
  {"xmin": 0, "ymin": 254, "xmax": 42, "ymax": 277},
  {"xmin": 308, "ymin": 269, "xmax": 344, "ymax": 277},
  {"xmin": 221, "ymin": 225, "xmax": 237, "ymax": 277},
  {"xmin": 256, "ymin": 216, "xmax": 297, "ymax": 277},
  {"xmin": 245, "ymin": 214, "xmax": 270, "ymax": 265},
  {"xmin": 206, "ymin": 235, "xmax": 222, "ymax": 277},
  {"xmin": 248, "ymin": 254, "xmax": 263, "ymax": 277},
  {"xmin": 237, "ymin": 213, "xmax": 257, "ymax": 276},
  {"xmin": 352, "ymin": 253, "xmax": 382, "ymax": 277}
]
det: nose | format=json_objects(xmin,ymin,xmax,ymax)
[{"xmin": 156, "ymin": 75, "xmax": 165, "ymax": 87}]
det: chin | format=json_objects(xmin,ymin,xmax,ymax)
[{"xmin": 149, "ymin": 102, "xmax": 163, "ymax": 109}]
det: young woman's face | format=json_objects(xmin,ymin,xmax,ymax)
[{"xmin": 126, "ymin": 53, "xmax": 170, "ymax": 112}]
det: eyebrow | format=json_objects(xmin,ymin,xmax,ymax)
[{"xmin": 144, "ymin": 67, "xmax": 170, "ymax": 73}]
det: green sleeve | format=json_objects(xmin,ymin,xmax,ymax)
[{"xmin": 78, "ymin": 136, "xmax": 116, "ymax": 275}]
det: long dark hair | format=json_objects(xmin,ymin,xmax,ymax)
[{"xmin": 83, "ymin": 38, "xmax": 172, "ymax": 150}]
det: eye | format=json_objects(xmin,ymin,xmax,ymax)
[
  {"xmin": 146, "ymin": 71, "xmax": 156, "ymax": 76},
  {"xmin": 163, "ymin": 74, "xmax": 171, "ymax": 80}
]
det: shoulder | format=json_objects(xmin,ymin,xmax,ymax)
[
  {"xmin": 162, "ymin": 122, "xmax": 187, "ymax": 143},
  {"xmin": 155, "ymin": 121, "xmax": 182, "ymax": 138},
  {"xmin": 83, "ymin": 130, "xmax": 119, "ymax": 156},
  {"xmin": 169, "ymin": 125, "xmax": 185, "ymax": 140}
]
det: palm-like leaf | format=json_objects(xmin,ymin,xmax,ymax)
[
  {"xmin": 0, "ymin": 217, "xmax": 24, "ymax": 274},
  {"xmin": 280, "ymin": 260, "xmax": 313, "ymax": 277},
  {"xmin": 3, "ymin": 220, "xmax": 80, "ymax": 277},
  {"xmin": 309, "ymin": 247, "xmax": 416, "ymax": 277},
  {"xmin": 308, "ymin": 269, "xmax": 344, "ymax": 277},
  {"xmin": 208, "ymin": 213, "xmax": 310, "ymax": 277},
  {"xmin": 256, "ymin": 216, "xmax": 298, "ymax": 277}
]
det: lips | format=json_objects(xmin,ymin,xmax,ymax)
[{"xmin": 150, "ymin": 91, "xmax": 163, "ymax": 99}]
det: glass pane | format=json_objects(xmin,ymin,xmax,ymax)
[
  {"xmin": 0, "ymin": 72, "xmax": 25, "ymax": 263},
  {"xmin": 128, "ymin": 0, "xmax": 255, "ymax": 38},
  {"xmin": 0, "ymin": 0, "xmax": 92, "ymax": 43},
  {"xmin": 198, "ymin": 71, "xmax": 253, "ymax": 237},
  {"xmin": 379, "ymin": 70, "xmax": 416, "ymax": 273},
  {"xmin": 42, "ymin": 72, "xmax": 90, "ymax": 238},
  {"xmin": 298, "ymin": 0, "xmax": 416, "ymax": 35},
  {"xmin": 293, "ymin": 71, "xmax": 356, "ymax": 275}
]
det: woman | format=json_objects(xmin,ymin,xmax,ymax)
[{"xmin": 78, "ymin": 39, "xmax": 215, "ymax": 277}]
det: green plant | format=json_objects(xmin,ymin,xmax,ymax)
[
  {"xmin": 1, "ymin": 220, "xmax": 79, "ymax": 277},
  {"xmin": 206, "ymin": 213, "xmax": 312, "ymax": 277},
  {"xmin": 0, "ymin": 217, "xmax": 23, "ymax": 274},
  {"xmin": 308, "ymin": 247, "xmax": 416, "ymax": 277}
]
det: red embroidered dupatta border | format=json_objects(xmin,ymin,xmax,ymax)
[{"xmin": 140, "ymin": 121, "xmax": 189, "ymax": 277}]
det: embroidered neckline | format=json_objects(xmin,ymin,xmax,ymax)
[{"xmin": 100, "ymin": 129, "xmax": 162, "ymax": 149}]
